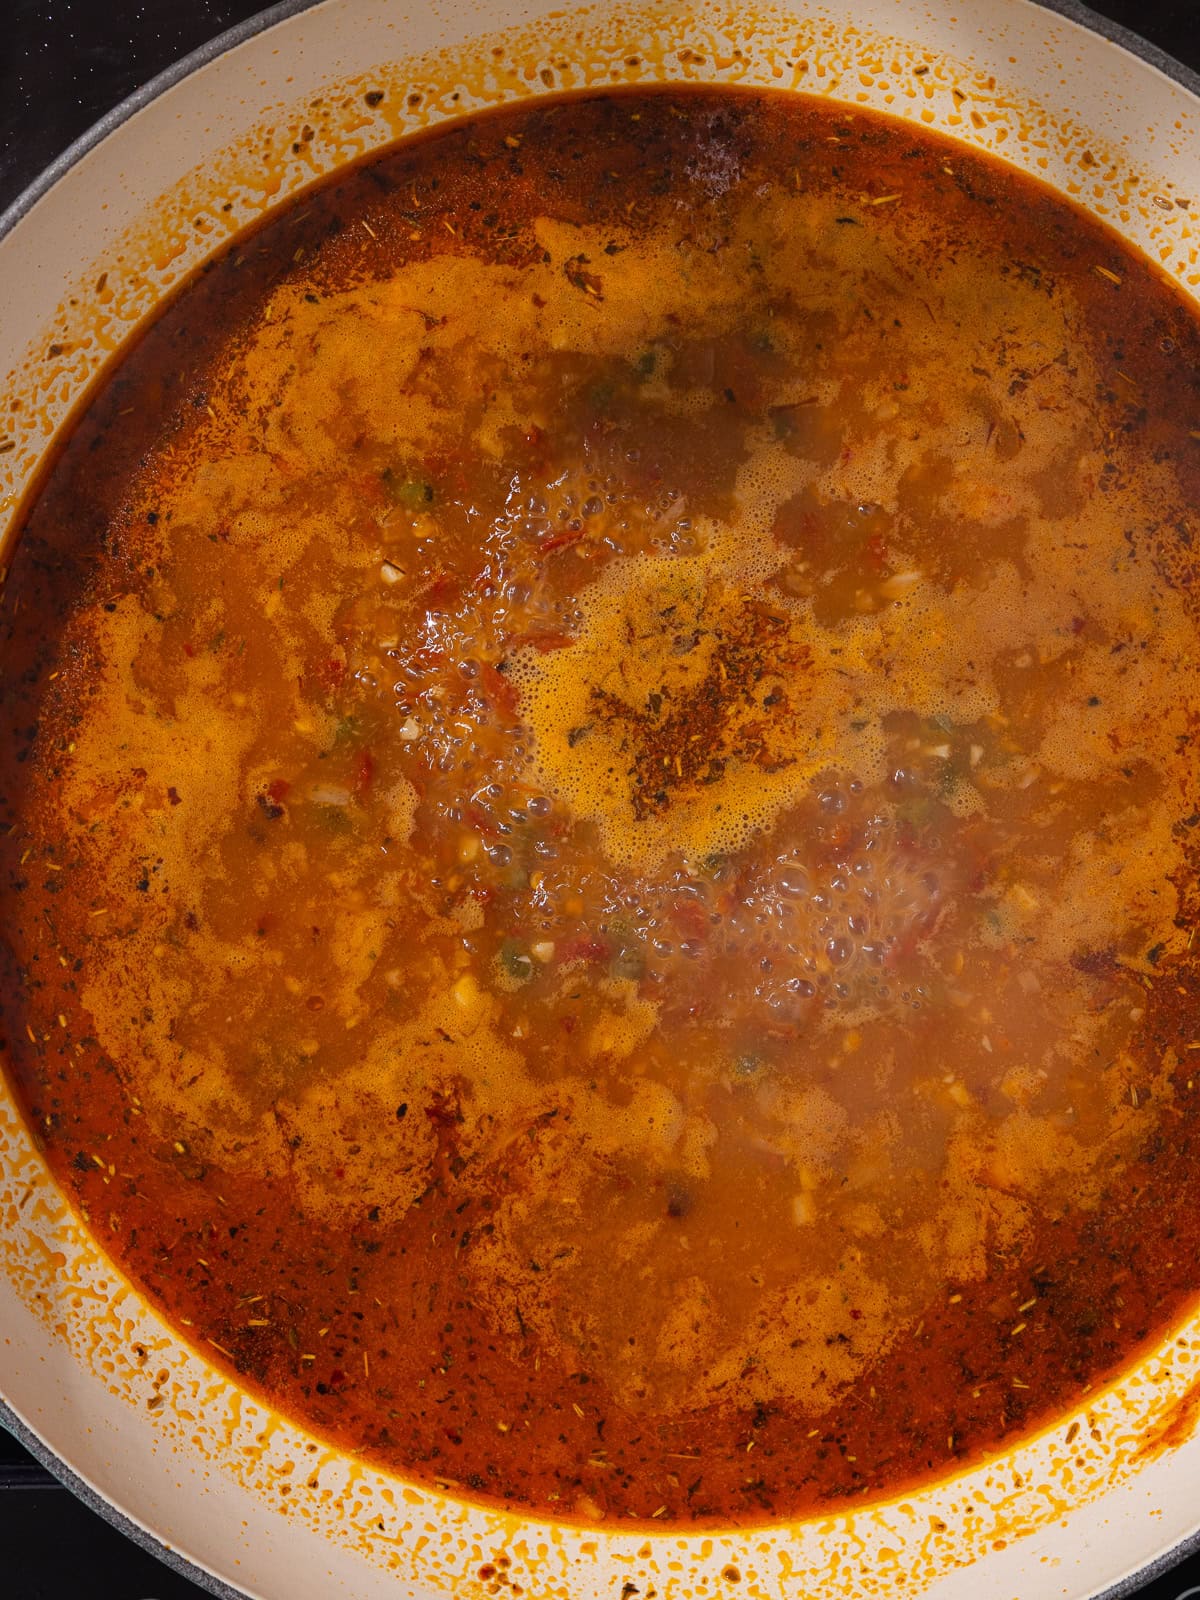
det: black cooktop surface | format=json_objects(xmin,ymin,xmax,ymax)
[{"xmin": 2, "ymin": 1, "xmax": 1199, "ymax": 1596}]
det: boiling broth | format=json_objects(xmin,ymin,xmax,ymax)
[{"xmin": 3, "ymin": 87, "xmax": 1200, "ymax": 1525}]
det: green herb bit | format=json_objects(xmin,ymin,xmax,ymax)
[
  {"xmin": 313, "ymin": 804, "xmax": 352, "ymax": 835},
  {"xmin": 896, "ymin": 793, "xmax": 939, "ymax": 827},
  {"xmin": 609, "ymin": 939, "xmax": 646, "ymax": 982},
  {"xmin": 382, "ymin": 467, "xmax": 435, "ymax": 509},
  {"xmin": 498, "ymin": 937, "xmax": 535, "ymax": 984}
]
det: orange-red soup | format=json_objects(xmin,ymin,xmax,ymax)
[{"xmin": 4, "ymin": 87, "xmax": 1200, "ymax": 1526}]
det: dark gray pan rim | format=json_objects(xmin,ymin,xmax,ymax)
[
  {"xmin": 1, "ymin": 1, "xmax": 1198, "ymax": 1596},
  {"xmin": 0, "ymin": 0, "xmax": 324, "ymax": 245}
]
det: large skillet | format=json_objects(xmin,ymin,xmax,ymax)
[{"xmin": 3, "ymin": 2, "xmax": 1200, "ymax": 1596}]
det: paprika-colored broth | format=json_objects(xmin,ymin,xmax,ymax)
[{"xmin": 4, "ymin": 87, "xmax": 1200, "ymax": 1526}]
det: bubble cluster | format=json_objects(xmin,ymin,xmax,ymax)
[{"xmin": 510, "ymin": 433, "xmax": 1034, "ymax": 875}]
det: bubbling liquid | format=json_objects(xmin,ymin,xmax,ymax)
[{"xmin": 3, "ymin": 86, "xmax": 1200, "ymax": 1525}]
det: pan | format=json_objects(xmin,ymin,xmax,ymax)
[{"xmin": 2, "ymin": 2, "xmax": 1200, "ymax": 1596}]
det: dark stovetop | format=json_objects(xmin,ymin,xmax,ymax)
[{"xmin": 2, "ymin": 1, "xmax": 1200, "ymax": 1596}]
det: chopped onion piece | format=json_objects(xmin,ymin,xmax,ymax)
[
  {"xmin": 453, "ymin": 973, "xmax": 482, "ymax": 1010},
  {"xmin": 309, "ymin": 784, "xmax": 351, "ymax": 805},
  {"xmin": 878, "ymin": 570, "xmax": 923, "ymax": 599}
]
